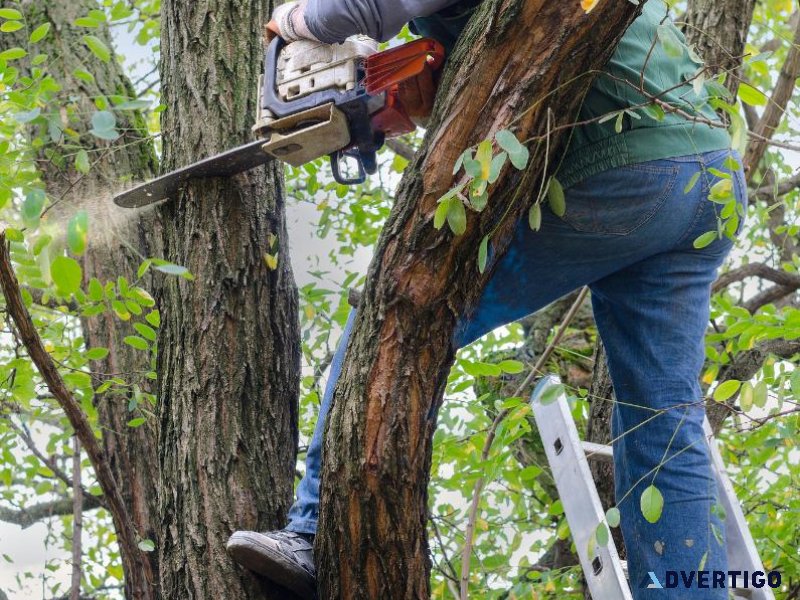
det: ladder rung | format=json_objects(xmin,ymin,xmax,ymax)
[{"xmin": 581, "ymin": 441, "xmax": 613, "ymax": 463}]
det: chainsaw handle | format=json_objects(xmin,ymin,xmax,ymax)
[{"xmin": 329, "ymin": 150, "xmax": 367, "ymax": 185}]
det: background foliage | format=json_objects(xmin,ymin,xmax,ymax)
[{"xmin": 0, "ymin": 0, "xmax": 797, "ymax": 598}]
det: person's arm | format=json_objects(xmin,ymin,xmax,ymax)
[
  {"xmin": 271, "ymin": 0, "xmax": 461, "ymax": 44},
  {"xmin": 305, "ymin": 0, "xmax": 459, "ymax": 42}
]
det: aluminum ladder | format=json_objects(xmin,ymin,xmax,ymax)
[{"xmin": 530, "ymin": 374, "xmax": 775, "ymax": 600}]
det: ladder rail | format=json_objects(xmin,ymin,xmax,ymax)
[
  {"xmin": 530, "ymin": 375, "xmax": 774, "ymax": 600},
  {"xmin": 531, "ymin": 374, "xmax": 633, "ymax": 600}
]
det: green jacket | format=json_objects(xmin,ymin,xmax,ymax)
[{"xmin": 412, "ymin": 0, "xmax": 731, "ymax": 188}]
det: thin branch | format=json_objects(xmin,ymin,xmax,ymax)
[
  {"xmin": 744, "ymin": 16, "xmax": 800, "ymax": 175},
  {"xmin": 751, "ymin": 172, "xmax": 800, "ymax": 201},
  {"xmin": 0, "ymin": 495, "xmax": 101, "ymax": 529},
  {"xmin": 0, "ymin": 233, "xmax": 151, "ymax": 594}
]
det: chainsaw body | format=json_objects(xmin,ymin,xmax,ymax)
[
  {"xmin": 113, "ymin": 36, "xmax": 443, "ymax": 207},
  {"xmin": 254, "ymin": 36, "xmax": 443, "ymax": 184}
]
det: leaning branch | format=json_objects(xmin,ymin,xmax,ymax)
[{"xmin": 0, "ymin": 233, "xmax": 151, "ymax": 598}]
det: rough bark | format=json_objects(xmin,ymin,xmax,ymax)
[
  {"xmin": 5, "ymin": 1, "xmax": 162, "ymax": 596},
  {"xmin": 682, "ymin": 0, "xmax": 757, "ymax": 96},
  {"xmin": 156, "ymin": 1, "xmax": 300, "ymax": 598},
  {"xmin": 316, "ymin": 1, "xmax": 643, "ymax": 597}
]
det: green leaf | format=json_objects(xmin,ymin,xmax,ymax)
[
  {"xmin": 74, "ymin": 16, "xmax": 101, "ymax": 28},
  {"xmin": 693, "ymin": 231, "xmax": 717, "ymax": 249},
  {"xmin": 488, "ymin": 151, "xmax": 507, "ymax": 184},
  {"xmin": 0, "ymin": 8, "xmax": 23, "ymax": 19},
  {"xmin": 29, "ymin": 23, "xmax": 51, "ymax": 43},
  {"xmin": 88, "ymin": 278, "xmax": 104, "ymax": 301},
  {"xmin": 538, "ymin": 383, "xmax": 564, "ymax": 406},
  {"xmin": 134, "ymin": 323, "xmax": 157, "ymax": 342},
  {"xmin": 51, "ymin": 256, "xmax": 83, "ymax": 296},
  {"xmin": 683, "ymin": 171, "xmax": 701, "ymax": 194},
  {"xmin": 478, "ymin": 235, "xmax": 489, "ymax": 274},
  {"xmin": 495, "ymin": 129, "xmax": 529, "ymax": 170},
  {"xmin": 640, "ymin": 484, "xmax": 664, "ymax": 524},
  {"xmin": 75, "ymin": 149, "xmax": 91, "ymax": 174},
  {"xmin": 739, "ymin": 382, "xmax": 754, "ymax": 412},
  {"xmin": 713, "ymin": 379, "xmax": 740, "ymax": 402},
  {"xmin": 67, "ymin": 210, "xmax": 89, "ymax": 256},
  {"xmin": 737, "ymin": 83, "xmax": 767, "ymax": 107},
  {"xmin": 498, "ymin": 359, "xmax": 524, "ymax": 374},
  {"xmin": 434, "ymin": 198, "xmax": 449, "ymax": 230},
  {"xmin": 127, "ymin": 417, "xmax": 146, "ymax": 428},
  {"xmin": 115, "ymin": 99, "xmax": 151, "ymax": 111},
  {"xmin": 614, "ymin": 111, "xmax": 624, "ymax": 134},
  {"xmin": 13, "ymin": 107, "xmax": 40, "ymax": 124},
  {"xmin": 154, "ymin": 263, "xmax": 192, "ymax": 278},
  {"xmin": 475, "ymin": 139, "xmax": 493, "ymax": 180},
  {"xmin": 22, "ymin": 189, "xmax": 45, "ymax": 224},
  {"xmin": 753, "ymin": 380, "xmax": 768, "ymax": 409},
  {"xmin": 123, "ymin": 336, "xmax": 149, "ymax": 351},
  {"xmin": 145, "ymin": 310, "xmax": 160, "ymax": 328},
  {"xmin": 111, "ymin": 300, "xmax": 131, "ymax": 321},
  {"xmin": 82, "ymin": 35, "xmax": 111, "ymax": 62},
  {"xmin": 596, "ymin": 522, "xmax": 609, "ymax": 546},
  {"xmin": 606, "ymin": 507, "xmax": 621, "ymax": 528},
  {"xmin": 90, "ymin": 110, "xmax": 119, "ymax": 140},
  {"xmin": 447, "ymin": 199, "xmax": 467, "ymax": 236},
  {"xmin": 547, "ymin": 178, "xmax": 566, "ymax": 217},
  {"xmin": 0, "ymin": 47, "xmax": 27, "ymax": 61},
  {"xmin": 85, "ymin": 347, "xmax": 109, "ymax": 360},
  {"xmin": 657, "ymin": 22, "xmax": 684, "ymax": 58},
  {"xmin": 73, "ymin": 69, "xmax": 95, "ymax": 83},
  {"xmin": 528, "ymin": 203, "xmax": 542, "ymax": 231},
  {"xmin": 138, "ymin": 539, "xmax": 155, "ymax": 552},
  {"xmin": 0, "ymin": 20, "xmax": 23, "ymax": 32}
]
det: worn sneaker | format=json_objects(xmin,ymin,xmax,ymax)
[{"xmin": 227, "ymin": 529, "xmax": 317, "ymax": 599}]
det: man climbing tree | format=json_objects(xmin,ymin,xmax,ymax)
[{"xmin": 227, "ymin": 1, "xmax": 747, "ymax": 599}]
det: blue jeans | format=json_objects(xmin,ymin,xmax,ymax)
[{"xmin": 286, "ymin": 149, "xmax": 746, "ymax": 599}]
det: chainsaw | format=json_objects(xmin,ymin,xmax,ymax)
[{"xmin": 113, "ymin": 36, "xmax": 445, "ymax": 208}]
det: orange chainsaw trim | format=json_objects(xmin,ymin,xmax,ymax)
[{"xmin": 365, "ymin": 38, "xmax": 446, "ymax": 137}]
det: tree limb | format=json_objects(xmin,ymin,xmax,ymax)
[
  {"xmin": 712, "ymin": 262, "xmax": 800, "ymax": 293},
  {"xmin": 0, "ymin": 495, "xmax": 102, "ymax": 529},
  {"xmin": 384, "ymin": 139, "xmax": 417, "ymax": 162},
  {"xmin": 0, "ymin": 234, "xmax": 152, "ymax": 598}
]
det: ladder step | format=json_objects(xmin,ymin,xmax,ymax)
[{"xmin": 581, "ymin": 441, "xmax": 613, "ymax": 463}]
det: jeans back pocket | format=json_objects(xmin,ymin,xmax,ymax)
[{"xmin": 557, "ymin": 162, "xmax": 679, "ymax": 236}]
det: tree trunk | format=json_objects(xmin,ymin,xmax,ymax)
[
  {"xmin": 682, "ymin": 0, "xmax": 757, "ymax": 96},
  {"xmin": 156, "ymin": 1, "xmax": 300, "ymax": 598},
  {"xmin": 316, "ymin": 2, "xmax": 643, "ymax": 597},
  {"xmin": 5, "ymin": 2, "xmax": 162, "ymax": 596}
]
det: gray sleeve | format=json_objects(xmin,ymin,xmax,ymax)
[{"xmin": 304, "ymin": 0, "xmax": 460, "ymax": 43}]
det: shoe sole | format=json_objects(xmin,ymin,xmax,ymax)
[{"xmin": 226, "ymin": 531, "xmax": 317, "ymax": 599}]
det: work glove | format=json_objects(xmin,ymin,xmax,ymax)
[{"xmin": 266, "ymin": 1, "xmax": 320, "ymax": 43}]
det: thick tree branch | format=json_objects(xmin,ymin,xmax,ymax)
[
  {"xmin": 712, "ymin": 262, "xmax": 800, "ymax": 293},
  {"xmin": 0, "ymin": 234, "xmax": 152, "ymax": 598},
  {"xmin": 751, "ymin": 172, "xmax": 800, "ymax": 201},
  {"xmin": 0, "ymin": 495, "xmax": 101, "ymax": 529}
]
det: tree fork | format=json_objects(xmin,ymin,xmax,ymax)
[{"xmin": 316, "ymin": 1, "xmax": 644, "ymax": 598}]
